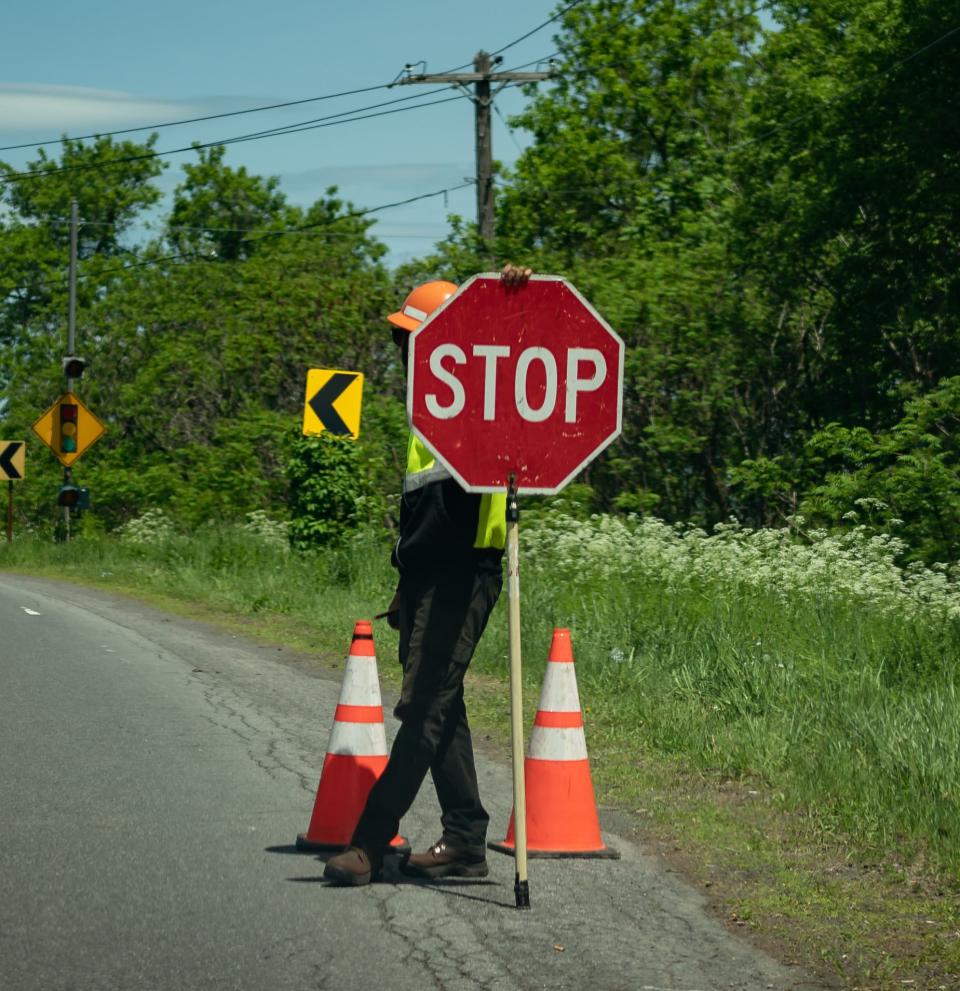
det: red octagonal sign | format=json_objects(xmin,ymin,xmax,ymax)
[{"xmin": 408, "ymin": 275, "xmax": 624, "ymax": 494}]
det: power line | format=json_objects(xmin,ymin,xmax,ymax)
[
  {"xmin": 9, "ymin": 6, "xmax": 950, "ymax": 275},
  {"xmin": 494, "ymin": 103, "xmax": 525, "ymax": 155},
  {"xmin": 487, "ymin": 17, "xmax": 960, "ymax": 201},
  {"xmin": 0, "ymin": 87, "xmax": 464, "ymax": 185},
  {"xmin": 396, "ymin": 54, "xmax": 554, "ymax": 251},
  {"xmin": 43, "ymin": 217, "xmax": 462, "ymax": 239},
  {"xmin": 6, "ymin": 180, "xmax": 476, "ymax": 294},
  {"xmin": 0, "ymin": 6, "xmax": 627, "ymax": 189},
  {"xmin": 0, "ymin": 2, "xmax": 588, "ymax": 159},
  {"xmin": 507, "ymin": 0, "xmax": 774, "ymax": 75},
  {"xmin": 220, "ymin": 93, "xmax": 466, "ymax": 148},
  {"xmin": 243, "ymin": 180, "xmax": 475, "ymax": 244},
  {"xmin": 0, "ymin": 2, "xmax": 767, "ymax": 171},
  {"xmin": 0, "ymin": 0, "xmax": 589, "ymax": 160},
  {"xmin": 736, "ymin": 20, "xmax": 960, "ymax": 150},
  {"xmin": 489, "ymin": 0, "xmax": 589, "ymax": 57},
  {"xmin": 0, "ymin": 81, "xmax": 401, "ymax": 155},
  {"xmin": 396, "ymin": 1, "xmax": 589, "ymax": 80}
]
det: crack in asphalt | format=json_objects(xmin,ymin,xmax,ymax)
[
  {"xmin": 194, "ymin": 681, "xmax": 301, "ymax": 787},
  {"xmin": 374, "ymin": 883, "xmax": 502, "ymax": 991}
]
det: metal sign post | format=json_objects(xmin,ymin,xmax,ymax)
[{"xmin": 0, "ymin": 441, "xmax": 26, "ymax": 543}]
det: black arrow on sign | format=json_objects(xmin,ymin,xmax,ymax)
[
  {"xmin": 309, "ymin": 373, "xmax": 357, "ymax": 436},
  {"xmin": 0, "ymin": 442, "xmax": 23, "ymax": 479}
]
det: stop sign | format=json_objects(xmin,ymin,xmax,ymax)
[{"xmin": 408, "ymin": 275, "xmax": 624, "ymax": 494}]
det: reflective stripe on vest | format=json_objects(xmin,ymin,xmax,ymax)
[
  {"xmin": 403, "ymin": 434, "xmax": 506, "ymax": 551},
  {"xmin": 476, "ymin": 491, "xmax": 507, "ymax": 551}
]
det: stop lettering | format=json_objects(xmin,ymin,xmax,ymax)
[
  {"xmin": 423, "ymin": 343, "xmax": 607, "ymax": 424},
  {"xmin": 408, "ymin": 275, "xmax": 624, "ymax": 494}
]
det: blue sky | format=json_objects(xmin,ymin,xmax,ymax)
[{"xmin": 0, "ymin": 0, "xmax": 567, "ymax": 266}]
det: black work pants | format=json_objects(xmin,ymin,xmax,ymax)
[{"xmin": 352, "ymin": 565, "xmax": 502, "ymax": 855}]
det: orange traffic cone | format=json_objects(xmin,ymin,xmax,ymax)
[
  {"xmin": 489, "ymin": 628, "xmax": 619, "ymax": 859},
  {"xmin": 296, "ymin": 620, "xmax": 408, "ymax": 853}
]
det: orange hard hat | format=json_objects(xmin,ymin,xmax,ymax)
[{"xmin": 388, "ymin": 280, "xmax": 457, "ymax": 332}]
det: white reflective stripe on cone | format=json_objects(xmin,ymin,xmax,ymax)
[
  {"xmin": 537, "ymin": 662, "xmax": 583, "ymax": 712},
  {"xmin": 338, "ymin": 656, "xmax": 383, "ymax": 706},
  {"xmin": 528, "ymin": 726, "xmax": 589, "ymax": 761},
  {"xmin": 327, "ymin": 721, "xmax": 389, "ymax": 757}
]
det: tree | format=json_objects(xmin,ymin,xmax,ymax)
[
  {"xmin": 492, "ymin": 0, "xmax": 769, "ymax": 522},
  {"xmin": 802, "ymin": 377, "xmax": 960, "ymax": 563},
  {"xmin": 165, "ymin": 144, "xmax": 295, "ymax": 261},
  {"xmin": 734, "ymin": 0, "xmax": 960, "ymax": 428},
  {"xmin": 0, "ymin": 135, "xmax": 165, "ymax": 336},
  {"xmin": 498, "ymin": 0, "xmax": 762, "ymax": 256}
]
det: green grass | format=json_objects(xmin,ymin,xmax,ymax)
[{"xmin": 4, "ymin": 514, "xmax": 960, "ymax": 989}]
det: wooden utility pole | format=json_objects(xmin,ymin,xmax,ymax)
[{"xmin": 398, "ymin": 52, "xmax": 553, "ymax": 252}]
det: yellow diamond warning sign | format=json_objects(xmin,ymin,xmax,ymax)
[
  {"xmin": 32, "ymin": 392, "xmax": 106, "ymax": 467},
  {"xmin": 302, "ymin": 369, "xmax": 364, "ymax": 440}
]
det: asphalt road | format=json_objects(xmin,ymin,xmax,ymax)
[{"xmin": 0, "ymin": 573, "xmax": 827, "ymax": 991}]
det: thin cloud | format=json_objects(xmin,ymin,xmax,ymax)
[{"xmin": 0, "ymin": 83, "xmax": 214, "ymax": 134}]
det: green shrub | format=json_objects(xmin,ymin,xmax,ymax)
[{"xmin": 285, "ymin": 432, "xmax": 388, "ymax": 550}]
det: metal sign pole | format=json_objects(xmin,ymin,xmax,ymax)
[
  {"xmin": 63, "ymin": 200, "xmax": 79, "ymax": 541},
  {"xmin": 6, "ymin": 480, "xmax": 12, "ymax": 543},
  {"xmin": 506, "ymin": 475, "xmax": 530, "ymax": 909}
]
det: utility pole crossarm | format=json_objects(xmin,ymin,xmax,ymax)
[
  {"xmin": 398, "ymin": 71, "xmax": 554, "ymax": 85},
  {"xmin": 395, "ymin": 50, "xmax": 554, "ymax": 252}
]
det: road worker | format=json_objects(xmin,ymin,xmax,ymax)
[{"xmin": 324, "ymin": 263, "xmax": 532, "ymax": 886}]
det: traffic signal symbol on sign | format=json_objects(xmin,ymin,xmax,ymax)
[
  {"xmin": 31, "ymin": 393, "xmax": 106, "ymax": 467},
  {"xmin": 302, "ymin": 369, "xmax": 364, "ymax": 440},
  {"xmin": 0, "ymin": 441, "xmax": 26, "ymax": 481},
  {"xmin": 60, "ymin": 402, "xmax": 79, "ymax": 453}
]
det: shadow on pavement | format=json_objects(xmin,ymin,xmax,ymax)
[{"xmin": 280, "ymin": 853, "xmax": 514, "ymax": 908}]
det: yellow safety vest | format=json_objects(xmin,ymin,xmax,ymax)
[{"xmin": 403, "ymin": 434, "xmax": 506, "ymax": 551}]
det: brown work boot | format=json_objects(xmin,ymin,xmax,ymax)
[
  {"xmin": 323, "ymin": 846, "xmax": 380, "ymax": 886},
  {"xmin": 400, "ymin": 839, "xmax": 488, "ymax": 879}
]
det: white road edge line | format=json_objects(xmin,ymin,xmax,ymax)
[
  {"xmin": 21, "ymin": 607, "xmax": 41, "ymax": 615},
  {"xmin": 642, "ymin": 987, "xmax": 709, "ymax": 991}
]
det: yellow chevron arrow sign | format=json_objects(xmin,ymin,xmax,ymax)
[{"xmin": 0, "ymin": 441, "xmax": 26, "ymax": 481}]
